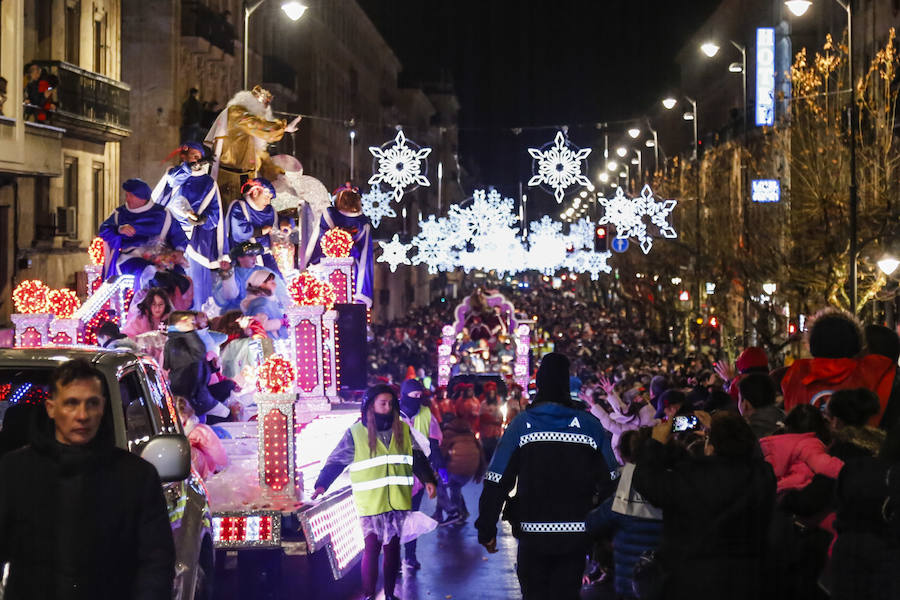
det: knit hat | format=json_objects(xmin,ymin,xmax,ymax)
[
  {"xmin": 535, "ymin": 352, "xmax": 571, "ymax": 404},
  {"xmin": 247, "ymin": 268, "xmax": 274, "ymax": 289},
  {"xmin": 122, "ymin": 178, "xmax": 152, "ymax": 201},
  {"xmin": 736, "ymin": 347, "xmax": 769, "ymax": 373}
]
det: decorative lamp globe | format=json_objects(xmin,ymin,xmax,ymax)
[
  {"xmin": 280, "ymin": 1, "xmax": 307, "ymax": 21},
  {"xmin": 785, "ymin": 0, "xmax": 812, "ymax": 16},
  {"xmin": 662, "ymin": 97, "xmax": 678, "ymax": 110},
  {"xmin": 615, "ymin": 147, "xmax": 628, "ymax": 158},
  {"xmin": 627, "ymin": 128, "xmax": 641, "ymax": 139},
  {"xmin": 700, "ymin": 42, "xmax": 720, "ymax": 57},
  {"xmin": 877, "ymin": 256, "xmax": 900, "ymax": 276}
]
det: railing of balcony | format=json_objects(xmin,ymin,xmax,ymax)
[
  {"xmin": 32, "ymin": 60, "xmax": 130, "ymax": 130},
  {"xmin": 182, "ymin": 0, "xmax": 236, "ymax": 55}
]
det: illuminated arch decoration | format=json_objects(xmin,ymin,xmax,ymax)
[
  {"xmin": 368, "ymin": 130, "xmax": 432, "ymax": 202},
  {"xmin": 527, "ymin": 131, "xmax": 592, "ymax": 203}
]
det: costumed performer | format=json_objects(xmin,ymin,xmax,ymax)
[
  {"xmin": 151, "ymin": 141, "xmax": 203, "ymax": 210},
  {"xmin": 226, "ymin": 178, "xmax": 284, "ymax": 276},
  {"xmin": 203, "ymin": 85, "xmax": 301, "ymax": 201},
  {"xmin": 153, "ymin": 143, "xmax": 227, "ymax": 310},
  {"xmin": 213, "ymin": 241, "xmax": 289, "ymax": 313},
  {"xmin": 305, "ymin": 182, "xmax": 374, "ymax": 307},
  {"xmin": 240, "ymin": 268, "xmax": 288, "ymax": 340},
  {"xmin": 97, "ymin": 178, "xmax": 189, "ymax": 290},
  {"xmin": 312, "ymin": 384, "xmax": 437, "ymax": 600}
]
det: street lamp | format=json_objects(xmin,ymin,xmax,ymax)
[
  {"xmin": 763, "ymin": 282, "xmax": 777, "ymax": 295},
  {"xmin": 349, "ymin": 129, "xmax": 356, "ymax": 181},
  {"xmin": 786, "ymin": 0, "xmax": 858, "ymax": 311},
  {"xmin": 632, "ymin": 149, "xmax": 642, "ymax": 185},
  {"xmin": 607, "ymin": 160, "xmax": 618, "ymax": 171},
  {"xmin": 616, "ymin": 146, "xmax": 628, "ymax": 158},
  {"xmin": 700, "ymin": 42, "xmax": 720, "ymax": 57},
  {"xmin": 243, "ymin": 1, "xmax": 308, "ymax": 89},
  {"xmin": 627, "ymin": 127, "xmax": 641, "ymax": 139},
  {"xmin": 785, "ymin": 0, "xmax": 812, "ymax": 16},
  {"xmin": 598, "ymin": 172, "xmax": 609, "ymax": 183},
  {"xmin": 878, "ymin": 255, "xmax": 900, "ymax": 276},
  {"xmin": 662, "ymin": 97, "xmax": 678, "ymax": 110}
]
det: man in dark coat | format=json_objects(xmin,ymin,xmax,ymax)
[
  {"xmin": 632, "ymin": 411, "xmax": 776, "ymax": 600},
  {"xmin": 476, "ymin": 352, "xmax": 617, "ymax": 600},
  {"xmin": 164, "ymin": 310, "xmax": 223, "ymax": 420},
  {"xmin": 0, "ymin": 358, "xmax": 175, "ymax": 599}
]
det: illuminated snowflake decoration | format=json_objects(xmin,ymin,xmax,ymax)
[
  {"xmin": 446, "ymin": 188, "xmax": 518, "ymax": 248},
  {"xmin": 598, "ymin": 187, "xmax": 640, "ymax": 234},
  {"xmin": 597, "ymin": 185, "xmax": 677, "ymax": 254},
  {"xmin": 411, "ymin": 215, "xmax": 456, "ymax": 274},
  {"xmin": 361, "ymin": 185, "xmax": 396, "ymax": 228},
  {"xmin": 368, "ymin": 130, "xmax": 432, "ymax": 202},
  {"xmin": 527, "ymin": 131, "xmax": 592, "ymax": 203},
  {"xmin": 377, "ymin": 234, "xmax": 412, "ymax": 272},
  {"xmin": 568, "ymin": 217, "xmax": 595, "ymax": 250},
  {"xmin": 581, "ymin": 251, "xmax": 613, "ymax": 280},
  {"xmin": 526, "ymin": 216, "xmax": 568, "ymax": 275}
]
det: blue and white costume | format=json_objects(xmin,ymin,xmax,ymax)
[
  {"xmin": 306, "ymin": 207, "xmax": 374, "ymax": 307},
  {"xmin": 98, "ymin": 196, "xmax": 189, "ymax": 288},
  {"xmin": 151, "ymin": 162, "xmax": 192, "ymax": 210},
  {"xmin": 173, "ymin": 170, "xmax": 226, "ymax": 310},
  {"xmin": 227, "ymin": 198, "xmax": 281, "ymax": 275},
  {"xmin": 213, "ymin": 265, "xmax": 290, "ymax": 313}
]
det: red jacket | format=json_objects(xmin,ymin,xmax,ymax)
[
  {"xmin": 759, "ymin": 432, "xmax": 844, "ymax": 493},
  {"xmin": 781, "ymin": 355, "xmax": 896, "ymax": 425}
]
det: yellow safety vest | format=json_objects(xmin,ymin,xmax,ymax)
[
  {"xmin": 412, "ymin": 406, "xmax": 433, "ymax": 439},
  {"xmin": 349, "ymin": 421, "xmax": 414, "ymax": 516}
]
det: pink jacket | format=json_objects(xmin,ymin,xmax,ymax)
[
  {"xmin": 759, "ymin": 432, "xmax": 844, "ymax": 493},
  {"xmin": 184, "ymin": 418, "xmax": 228, "ymax": 480}
]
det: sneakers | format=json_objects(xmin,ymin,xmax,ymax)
[
  {"xmin": 403, "ymin": 557, "xmax": 421, "ymax": 570},
  {"xmin": 438, "ymin": 512, "xmax": 461, "ymax": 526}
]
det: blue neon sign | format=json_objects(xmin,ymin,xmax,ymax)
[{"xmin": 751, "ymin": 179, "xmax": 780, "ymax": 203}]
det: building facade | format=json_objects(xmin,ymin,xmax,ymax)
[{"xmin": 0, "ymin": 0, "xmax": 128, "ymax": 325}]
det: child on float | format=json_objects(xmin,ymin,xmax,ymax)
[
  {"xmin": 312, "ymin": 384, "xmax": 437, "ymax": 600},
  {"xmin": 175, "ymin": 396, "xmax": 228, "ymax": 480}
]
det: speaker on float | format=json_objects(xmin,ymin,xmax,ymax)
[{"xmin": 334, "ymin": 303, "xmax": 367, "ymax": 391}]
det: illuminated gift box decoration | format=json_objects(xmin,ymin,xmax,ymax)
[
  {"xmin": 11, "ymin": 314, "xmax": 54, "ymax": 347},
  {"xmin": 49, "ymin": 318, "xmax": 80, "ymax": 346},
  {"xmin": 256, "ymin": 355, "xmax": 300, "ymax": 498}
]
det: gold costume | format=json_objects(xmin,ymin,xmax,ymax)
[{"xmin": 213, "ymin": 105, "xmax": 287, "ymax": 200}]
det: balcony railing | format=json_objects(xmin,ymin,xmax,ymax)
[
  {"xmin": 181, "ymin": 1, "xmax": 236, "ymax": 55},
  {"xmin": 31, "ymin": 60, "xmax": 131, "ymax": 143}
]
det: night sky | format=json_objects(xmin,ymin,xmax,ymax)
[{"xmin": 358, "ymin": 0, "xmax": 722, "ymax": 212}]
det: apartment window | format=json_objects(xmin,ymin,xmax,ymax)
[
  {"xmin": 65, "ymin": 1, "xmax": 80, "ymax": 65},
  {"xmin": 34, "ymin": 178, "xmax": 53, "ymax": 242},
  {"xmin": 92, "ymin": 162, "xmax": 104, "ymax": 228},
  {"xmin": 36, "ymin": 0, "xmax": 53, "ymax": 59},
  {"xmin": 64, "ymin": 157, "xmax": 79, "ymax": 238},
  {"xmin": 93, "ymin": 15, "xmax": 106, "ymax": 74}
]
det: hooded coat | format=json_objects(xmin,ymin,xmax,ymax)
[
  {"xmin": 164, "ymin": 329, "xmax": 219, "ymax": 416},
  {"xmin": 0, "ymin": 398, "xmax": 175, "ymax": 599}
]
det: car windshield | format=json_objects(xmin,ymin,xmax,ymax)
[{"xmin": 0, "ymin": 368, "xmax": 54, "ymax": 456}]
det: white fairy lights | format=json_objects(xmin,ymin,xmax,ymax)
[
  {"xmin": 527, "ymin": 131, "xmax": 592, "ymax": 203},
  {"xmin": 368, "ymin": 130, "xmax": 432, "ymax": 201},
  {"xmin": 360, "ymin": 185, "xmax": 396, "ymax": 228}
]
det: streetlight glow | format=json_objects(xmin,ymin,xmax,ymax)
[
  {"xmin": 616, "ymin": 147, "xmax": 628, "ymax": 158},
  {"xmin": 785, "ymin": 0, "xmax": 812, "ymax": 16},
  {"xmin": 700, "ymin": 42, "xmax": 720, "ymax": 57},
  {"xmin": 645, "ymin": 139, "xmax": 655, "ymax": 148},
  {"xmin": 630, "ymin": 158, "xmax": 638, "ymax": 165},
  {"xmin": 281, "ymin": 1, "xmax": 308, "ymax": 21},
  {"xmin": 762, "ymin": 282, "xmax": 777, "ymax": 295},
  {"xmin": 607, "ymin": 161, "xmax": 618, "ymax": 171},
  {"xmin": 728, "ymin": 62, "xmax": 744, "ymax": 73},
  {"xmin": 627, "ymin": 127, "xmax": 641, "ymax": 139},
  {"xmin": 683, "ymin": 111, "xmax": 695, "ymax": 121},
  {"xmin": 878, "ymin": 256, "xmax": 900, "ymax": 276},
  {"xmin": 349, "ymin": 130, "xmax": 356, "ymax": 140},
  {"xmin": 598, "ymin": 172, "xmax": 609, "ymax": 183},
  {"xmin": 662, "ymin": 97, "xmax": 678, "ymax": 110}
]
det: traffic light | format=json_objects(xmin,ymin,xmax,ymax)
[
  {"xmin": 708, "ymin": 316, "xmax": 719, "ymax": 328},
  {"xmin": 594, "ymin": 226, "xmax": 608, "ymax": 252}
]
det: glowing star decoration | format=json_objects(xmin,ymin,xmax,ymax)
[
  {"xmin": 47, "ymin": 288, "xmax": 81, "ymax": 318},
  {"xmin": 360, "ymin": 185, "xmax": 396, "ymax": 229},
  {"xmin": 12, "ymin": 280, "xmax": 51, "ymax": 314},
  {"xmin": 411, "ymin": 215, "xmax": 456, "ymax": 274},
  {"xmin": 377, "ymin": 234, "xmax": 412, "ymax": 272},
  {"xmin": 321, "ymin": 228, "xmax": 353, "ymax": 258},
  {"xmin": 368, "ymin": 130, "xmax": 432, "ymax": 201},
  {"xmin": 289, "ymin": 271, "xmax": 337, "ymax": 310},
  {"xmin": 88, "ymin": 237, "xmax": 105, "ymax": 266},
  {"xmin": 527, "ymin": 131, "xmax": 592, "ymax": 203},
  {"xmin": 257, "ymin": 354, "xmax": 296, "ymax": 394}
]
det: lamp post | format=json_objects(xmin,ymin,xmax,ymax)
[
  {"xmin": 243, "ymin": 0, "xmax": 307, "ymax": 90},
  {"xmin": 786, "ymin": 0, "xmax": 857, "ymax": 312},
  {"xmin": 349, "ymin": 129, "xmax": 356, "ymax": 181},
  {"xmin": 632, "ymin": 149, "xmax": 642, "ymax": 186}
]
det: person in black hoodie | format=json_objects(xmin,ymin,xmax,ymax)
[
  {"xmin": 632, "ymin": 411, "xmax": 776, "ymax": 600},
  {"xmin": 0, "ymin": 358, "xmax": 175, "ymax": 599},
  {"xmin": 476, "ymin": 352, "xmax": 616, "ymax": 600},
  {"xmin": 164, "ymin": 310, "xmax": 226, "ymax": 422}
]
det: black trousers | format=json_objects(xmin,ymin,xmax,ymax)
[{"xmin": 517, "ymin": 546, "xmax": 586, "ymax": 600}]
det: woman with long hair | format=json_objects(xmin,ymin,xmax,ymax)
[
  {"xmin": 122, "ymin": 287, "xmax": 171, "ymax": 337},
  {"xmin": 312, "ymin": 384, "xmax": 437, "ymax": 600}
]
